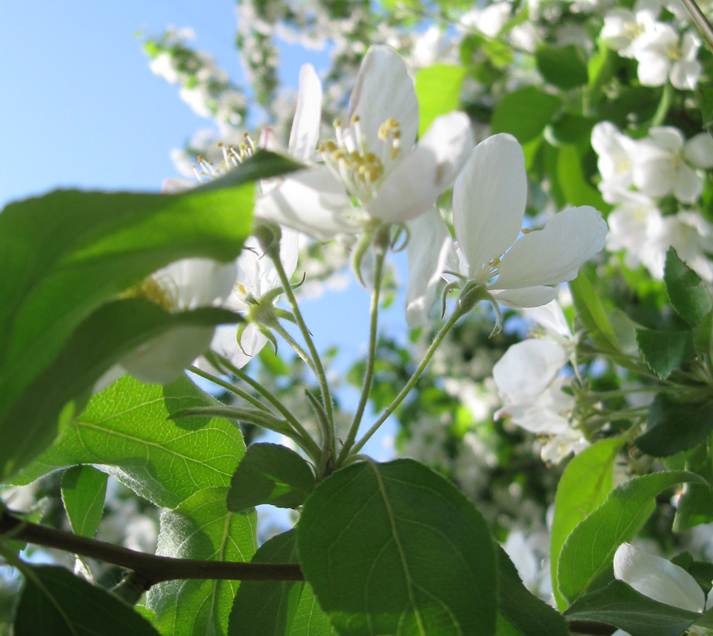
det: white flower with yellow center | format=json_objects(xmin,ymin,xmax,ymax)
[{"xmin": 255, "ymin": 45, "xmax": 474, "ymax": 241}]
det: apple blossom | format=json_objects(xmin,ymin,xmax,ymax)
[
  {"xmin": 591, "ymin": 121, "xmax": 640, "ymax": 204},
  {"xmin": 255, "ymin": 45, "xmax": 474, "ymax": 241}
]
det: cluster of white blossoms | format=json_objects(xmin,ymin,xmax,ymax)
[
  {"xmin": 592, "ymin": 120, "xmax": 713, "ymax": 280},
  {"xmin": 600, "ymin": 0, "xmax": 702, "ymax": 90}
]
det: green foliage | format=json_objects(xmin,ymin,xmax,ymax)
[
  {"xmin": 555, "ymin": 144, "xmax": 609, "ymax": 211},
  {"xmin": 149, "ymin": 488, "xmax": 257, "ymax": 636},
  {"xmin": 664, "ymin": 248, "xmax": 713, "ymax": 326},
  {"xmin": 13, "ymin": 375, "xmax": 245, "ymax": 509},
  {"xmin": 564, "ymin": 580, "xmax": 700, "ymax": 636},
  {"xmin": 636, "ymin": 328, "xmax": 696, "ymax": 379},
  {"xmin": 558, "ymin": 471, "xmax": 707, "ymax": 604},
  {"xmin": 227, "ymin": 443, "xmax": 316, "ymax": 512},
  {"xmin": 497, "ymin": 547, "xmax": 569, "ymax": 636},
  {"xmin": 61, "ymin": 465, "xmax": 108, "ymax": 538},
  {"xmin": 490, "ymin": 87, "xmax": 561, "ymax": 143},
  {"xmin": 636, "ymin": 394, "xmax": 713, "ymax": 457},
  {"xmin": 535, "ymin": 44, "xmax": 588, "ymax": 90},
  {"xmin": 297, "ymin": 459, "xmax": 497, "ymax": 636},
  {"xmin": 550, "ymin": 438, "xmax": 625, "ymax": 610},
  {"xmin": 569, "ymin": 271, "xmax": 619, "ymax": 353},
  {"xmin": 13, "ymin": 563, "xmax": 161, "ymax": 636},
  {"xmin": 415, "ymin": 65, "xmax": 467, "ymax": 138},
  {"xmin": 228, "ymin": 530, "xmax": 335, "ymax": 636}
]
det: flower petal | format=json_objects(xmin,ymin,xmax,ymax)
[
  {"xmin": 453, "ymin": 134, "xmax": 527, "ymax": 281},
  {"xmin": 672, "ymin": 163, "xmax": 702, "ymax": 204},
  {"xmin": 493, "ymin": 339, "xmax": 568, "ymax": 401},
  {"xmin": 494, "ymin": 207, "xmax": 607, "ymax": 290},
  {"xmin": 490, "ymin": 286, "xmax": 559, "ymax": 308},
  {"xmin": 349, "ymin": 45, "xmax": 419, "ymax": 153},
  {"xmin": 255, "ymin": 167, "xmax": 358, "ymax": 241},
  {"xmin": 367, "ymin": 112, "xmax": 473, "ymax": 224},
  {"xmin": 405, "ymin": 209, "xmax": 454, "ymax": 327},
  {"xmin": 288, "ymin": 64, "xmax": 322, "ymax": 162},
  {"xmin": 684, "ymin": 133, "xmax": 713, "ymax": 169},
  {"xmin": 614, "ymin": 543, "xmax": 705, "ymax": 613}
]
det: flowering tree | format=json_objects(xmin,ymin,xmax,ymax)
[{"xmin": 4, "ymin": 1, "xmax": 713, "ymax": 635}]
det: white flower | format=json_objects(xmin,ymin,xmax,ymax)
[
  {"xmin": 591, "ymin": 122, "xmax": 640, "ymax": 204},
  {"xmin": 255, "ymin": 45, "xmax": 474, "ymax": 240},
  {"xmin": 605, "ymin": 191, "xmax": 664, "ymax": 270},
  {"xmin": 648, "ymin": 211, "xmax": 713, "ymax": 281},
  {"xmin": 600, "ymin": 0, "xmax": 660, "ymax": 57},
  {"xmin": 614, "ymin": 543, "xmax": 713, "ymax": 621}
]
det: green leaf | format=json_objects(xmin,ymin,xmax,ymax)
[
  {"xmin": 148, "ymin": 488, "xmax": 257, "ymax": 636},
  {"xmin": 297, "ymin": 459, "xmax": 497, "ymax": 636},
  {"xmin": 636, "ymin": 393, "xmax": 713, "ymax": 457},
  {"xmin": 3, "ymin": 298, "xmax": 238, "ymax": 481},
  {"xmin": 557, "ymin": 471, "xmax": 707, "ymax": 604},
  {"xmin": 415, "ymin": 65, "xmax": 467, "ymax": 138},
  {"xmin": 664, "ymin": 247, "xmax": 713, "ymax": 326},
  {"xmin": 14, "ymin": 563, "xmax": 161, "ymax": 636},
  {"xmin": 550, "ymin": 438, "xmax": 625, "ymax": 610},
  {"xmin": 535, "ymin": 44, "xmax": 588, "ymax": 89},
  {"xmin": 227, "ymin": 444, "xmax": 316, "ymax": 513},
  {"xmin": 491, "ymin": 86, "xmax": 561, "ymax": 144},
  {"xmin": 497, "ymin": 547, "xmax": 569, "ymax": 636},
  {"xmin": 13, "ymin": 375, "xmax": 245, "ymax": 509},
  {"xmin": 674, "ymin": 482, "xmax": 713, "ymax": 531},
  {"xmin": 564, "ymin": 580, "xmax": 700, "ymax": 636},
  {"xmin": 0, "ymin": 175, "xmax": 256, "ymax": 479},
  {"xmin": 229, "ymin": 530, "xmax": 336, "ymax": 636},
  {"xmin": 636, "ymin": 328, "xmax": 696, "ymax": 380},
  {"xmin": 61, "ymin": 465, "xmax": 108, "ymax": 538},
  {"xmin": 556, "ymin": 145, "xmax": 609, "ymax": 211},
  {"xmin": 570, "ymin": 271, "xmax": 619, "ymax": 353}
]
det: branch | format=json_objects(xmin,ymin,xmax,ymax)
[{"xmin": 0, "ymin": 510, "xmax": 303, "ymax": 589}]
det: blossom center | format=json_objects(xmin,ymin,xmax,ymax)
[
  {"xmin": 123, "ymin": 276, "xmax": 178, "ymax": 312},
  {"xmin": 192, "ymin": 133, "xmax": 256, "ymax": 182},
  {"xmin": 319, "ymin": 116, "xmax": 402, "ymax": 204}
]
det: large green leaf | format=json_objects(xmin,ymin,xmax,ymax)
[
  {"xmin": 636, "ymin": 328, "xmax": 696, "ymax": 380},
  {"xmin": 491, "ymin": 86, "xmax": 561, "ymax": 143},
  {"xmin": 497, "ymin": 547, "xmax": 569, "ymax": 636},
  {"xmin": 557, "ymin": 471, "xmax": 707, "ymax": 604},
  {"xmin": 664, "ymin": 247, "xmax": 713, "ymax": 326},
  {"xmin": 535, "ymin": 44, "xmax": 588, "ymax": 89},
  {"xmin": 556, "ymin": 145, "xmax": 609, "ymax": 211},
  {"xmin": 569, "ymin": 271, "xmax": 619, "ymax": 354},
  {"xmin": 227, "ymin": 443, "xmax": 316, "ymax": 513},
  {"xmin": 550, "ymin": 438, "xmax": 625, "ymax": 610},
  {"xmin": 297, "ymin": 459, "xmax": 497, "ymax": 636},
  {"xmin": 13, "ymin": 375, "xmax": 245, "ymax": 509},
  {"xmin": 148, "ymin": 487, "xmax": 257, "ymax": 636},
  {"xmin": 13, "ymin": 563, "xmax": 161, "ymax": 636},
  {"xmin": 636, "ymin": 394, "xmax": 713, "ymax": 457},
  {"xmin": 228, "ymin": 530, "xmax": 336, "ymax": 636},
  {"xmin": 415, "ymin": 65, "xmax": 467, "ymax": 137},
  {"xmin": 564, "ymin": 580, "xmax": 700, "ymax": 636},
  {"xmin": 61, "ymin": 465, "xmax": 108, "ymax": 538}
]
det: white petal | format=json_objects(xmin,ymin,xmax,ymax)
[
  {"xmin": 255, "ymin": 167, "xmax": 359, "ymax": 241},
  {"xmin": 453, "ymin": 134, "xmax": 527, "ymax": 281},
  {"xmin": 648, "ymin": 127, "xmax": 685, "ymax": 152},
  {"xmin": 158, "ymin": 258, "xmax": 237, "ymax": 310},
  {"xmin": 210, "ymin": 323, "xmax": 268, "ymax": 370},
  {"xmin": 493, "ymin": 339, "xmax": 568, "ymax": 402},
  {"xmin": 367, "ymin": 112, "xmax": 473, "ymax": 224},
  {"xmin": 491, "ymin": 286, "xmax": 559, "ymax": 308},
  {"xmin": 349, "ymin": 45, "xmax": 419, "ymax": 153},
  {"xmin": 288, "ymin": 64, "xmax": 322, "ymax": 162},
  {"xmin": 495, "ymin": 207, "xmax": 607, "ymax": 290},
  {"xmin": 673, "ymin": 164, "xmax": 702, "ymax": 203},
  {"xmin": 524, "ymin": 300, "xmax": 572, "ymax": 337},
  {"xmin": 684, "ymin": 133, "xmax": 713, "ymax": 169},
  {"xmin": 614, "ymin": 543, "xmax": 705, "ymax": 613},
  {"xmin": 404, "ymin": 209, "xmax": 454, "ymax": 327},
  {"xmin": 161, "ymin": 177, "xmax": 196, "ymax": 194}
]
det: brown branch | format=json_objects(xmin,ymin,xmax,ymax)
[{"xmin": 0, "ymin": 510, "xmax": 303, "ymax": 589}]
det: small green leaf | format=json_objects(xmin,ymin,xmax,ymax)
[
  {"xmin": 297, "ymin": 459, "xmax": 497, "ymax": 636},
  {"xmin": 491, "ymin": 86, "xmax": 561, "ymax": 143},
  {"xmin": 148, "ymin": 487, "xmax": 257, "ymax": 636},
  {"xmin": 498, "ymin": 547, "xmax": 569, "ymax": 636},
  {"xmin": 535, "ymin": 44, "xmax": 588, "ymax": 89},
  {"xmin": 13, "ymin": 375, "xmax": 245, "ymax": 509},
  {"xmin": 636, "ymin": 394, "xmax": 713, "ymax": 457},
  {"xmin": 664, "ymin": 247, "xmax": 713, "ymax": 326},
  {"xmin": 556, "ymin": 145, "xmax": 609, "ymax": 210},
  {"xmin": 227, "ymin": 443, "xmax": 316, "ymax": 512},
  {"xmin": 564, "ymin": 580, "xmax": 700, "ymax": 636},
  {"xmin": 415, "ymin": 65, "xmax": 467, "ymax": 137},
  {"xmin": 550, "ymin": 438, "xmax": 625, "ymax": 610},
  {"xmin": 61, "ymin": 465, "xmax": 108, "ymax": 538},
  {"xmin": 558, "ymin": 471, "xmax": 707, "ymax": 604},
  {"xmin": 14, "ymin": 563, "xmax": 161, "ymax": 636},
  {"xmin": 674, "ymin": 482, "xmax": 713, "ymax": 531},
  {"xmin": 570, "ymin": 271, "xmax": 619, "ymax": 353},
  {"xmin": 636, "ymin": 328, "xmax": 696, "ymax": 379}
]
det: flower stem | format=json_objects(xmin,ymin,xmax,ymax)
[
  {"xmin": 270, "ymin": 321, "xmax": 316, "ymax": 373},
  {"xmin": 337, "ymin": 244, "xmax": 387, "ymax": 464},
  {"xmin": 267, "ymin": 244, "xmax": 335, "ymax": 458},
  {"xmin": 188, "ymin": 365, "xmax": 270, "ymax": 413},
  {"xmin": 347, "ymin": 304, "xmax": 466, "ymax": 459}
]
